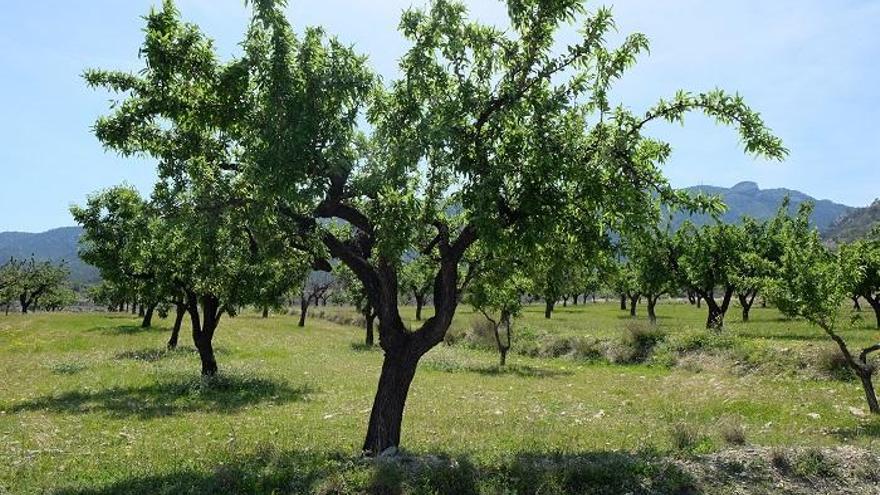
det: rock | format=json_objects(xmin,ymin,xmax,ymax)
[
  {"xmin": 807, "ymin": 413, "xmax": 821, "ymax": 420},
  {"xmin": 848, "ymin": 407, "xmax": 867, "ymax": 417}
]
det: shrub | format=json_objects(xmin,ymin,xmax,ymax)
[
  {"xmin": 790, "ymin": 448, "xmax": 838, "ymax": 479},
  {"xmin": 668, "ymin": 422, "xmax": 701, "ymax": 453},
  {"xmin": 814, "ymin": 346, "xmax": 854, "ymax": 381},
  {"xmin": 538, "ymin": 334, "xmax": 574, "ymax": 358},
  {"xmin": 608, "ymin": 322, "xmax": 666, "ymax": 364},
  {"xmin": 464, "ymin": 317, "xmax": 497, "ymax": 350},
  {"xmin": 718, "ymin": 418, "xmax": 747, "ymax": 446},
  {"xmin": 570, "ymin": 337, "xmax": 604, "ymax": 361}
]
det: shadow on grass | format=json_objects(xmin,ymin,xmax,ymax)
[
  {"xmin": 114, "ymin": 346, "xmax": 228, "ymax": 362},
  {"xmin": 50, "ymin": 448, "xmax": 700, "ymax": 495},
  {"xmin": 830, "ymin": 420, "xmax": 880, "ymax": 441},
  {"xmin": 6, "ymin": 372, "xmax": 314, "ymax": 419},
  {"xmin": 424, "ymin": 361, "xmax": 574, "ymax": 378},
  {"xmin": 350, "ymin": 342, "xmax": 381, "ymax": 352},
  {"xmin": 87, "ymin": 324, "xmax": 166, "ymax": 336}
]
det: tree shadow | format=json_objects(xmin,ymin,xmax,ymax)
[
  {"xmin": 6, "ymin": 373, "xmax": 314, "ymax": 419},
  {"xmin": 87, "ymin": 324, "xmax": 166, "ymax": 335},
  {"xmin": 424, "ymin": 360, "xmax": 574, "ymax": 378},
  {"xmin": 114, "ymin": 346, "xmax": 228, "ymax": 362},
  {"xmin": 49, "ymin": 448, "xmax": 700, "ymax": 495}
]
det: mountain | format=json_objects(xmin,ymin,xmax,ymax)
[
  {"xmin": 672, "ymin": 181, "xmax": 854, "ymax": 233},
  {"xmin": 824, "ymin": 199, "xmax": 880, "ymax": 244},
  {"xmin": 0, "ymin": 226, "xmax": 99, "ymax": 285}
]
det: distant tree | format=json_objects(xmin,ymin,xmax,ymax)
[
  {"xmin": 400, "ymin": 256, "xmax": 434, "ymax": 321},
  {"xmin": 839, "ymin": 228, "xmax": 880, "ymax": 329},
  {"xmin": 675, "ymin": 222, "xmax": 741, "ymax": 329},
  {"xmin": 298, "ymin": 274, "xmax": 334, "ymax": 328},
  {"xmin": 0, "ymin": 258, "xmax": 23, "ymax": 314},
  {"xmin": 334, "ymin": 265, "xmax": 378, "ymax": 346},
  {"xmin": 767, "ymin": 205, "xmax": 879, "ymax": 413},
  {"xmin": 6, "ymin": 257, "xmax": 70, "ymax": 314},
  {"xmin": 626, "ymin": 227, "xmax": 677, "ymax": 324}
]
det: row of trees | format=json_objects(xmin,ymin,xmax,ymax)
[
  {"xmin": 81, "ymin": 0, "xmax": 785, "ymax": 454},
  {"xmin": 0, "ymin": 257, "xmax": 73, "ymax": 314}
]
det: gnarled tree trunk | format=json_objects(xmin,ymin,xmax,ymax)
[
  {"xmin": 738, "ymin": 290, "xmax": 757, "ymax": 323},
  {"xmin": 141, "ymin": 303, "xmax": 156, "ymax": 328},
  {"xmin": 187, "ymin": 292, "xmax": 221, "ymax": 376},
  {"xmin": 628, "ymin": 293, "xmax": 640, "ymax": 317},
  {"xmin": 704, "ymin": 288, "xmax": 734, "ymax": 330},
  {"xmin": 646, "ymin": 295, "xmax": 659, "ymax": 324}
]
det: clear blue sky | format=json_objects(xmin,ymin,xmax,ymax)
[{"xmin": 1, "ymin": 0, "xmax": 877, "ymax": 232}]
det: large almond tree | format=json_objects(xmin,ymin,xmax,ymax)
[{"xmin": 94, "ymin": 0, "xmax": 785, "ymax": 453}]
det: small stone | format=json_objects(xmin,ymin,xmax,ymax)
[
  {"xmin": 848, "ymin": 407, "xmax": 867, "ymax": 417},
  {"xmin": 807, "ymin": 413, "xmax": 821, "ymax": 420}
]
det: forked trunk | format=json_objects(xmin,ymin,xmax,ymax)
[
  {"xmin": 362, "ymin": 350, "xmax": 420, "ymax": 455},
  {"xmin": 705, "ymin": 288, "xmax": 734, "ymax": 330},
  {"xmin": 167, "ymin": 303, "xmax": 185, "ymax": 350},
  {"xmin": 188, "ymin": 293, "xmax": 221, "ymax": 376},
  {"xmin": 738, "ymin": 291, "xmax": 757, "ymax": 323}
]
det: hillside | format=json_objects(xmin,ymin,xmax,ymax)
[
  {"xmin": 0, "ymin": 226, "xmax": 98, "ymax": 285},
  {"xmin": 823, "ymin": 199, "xmax": 880, "ymax": 243},
  {"xmin": 672, "ymin": 181, "xmax": 853, "ymax": 232}
]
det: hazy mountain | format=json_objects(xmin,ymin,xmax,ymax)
[
  {"xmin": 0, "ymin": 226, "xmax": 98, "ymax": 285},
  {"xmin": 672, "ymin": 181, "xmax": 854, "ymax": 233},
  {"xmin": 824, "ymin": 199, "xmax": 880, "ymax": 244}
]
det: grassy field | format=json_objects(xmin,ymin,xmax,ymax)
[{"xmin": 1, "ymin": 302, "xmax": 879, "ymax": 494}]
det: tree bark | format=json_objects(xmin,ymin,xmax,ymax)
[
  {"xmin": 619, "ymin": 294, "xmax": 627, "ymax": 311},
  {"xmin": 858, "ymin": 371, "xmax": 880, "ymax": 414},
  {"xmin": 852, "ymin": 296, "xmax": 862, "ymax": 312},
  {"xmin": 738, "ymin": 290, "xmax": 757, "ymax": 323},
  {"xmin": 572, "ymin": 294, "xmax": 579, "ymax": 305},
  {"xmin": 167, "ymin": 303, "xmax": 185, "ymax": 350},
  {"xmin": 414, "ymin": 293, "xmax": 424, "ymax": 321},
  {"xmin": 864, "ymin": 295, "xmax": 880, "ymax": 329},
  {"xmin": 629, "ymin": 294, "xmax": 639, "ymax": 317},
  {"xmin": 141, "ymin": 303, "xmax": 156, "ymax": 328},
  {"xmin": 298, "ymin": 293, "xmax": 309, "ymax": 328},
  {"xmin": 19, "ymin": 294, "xmax": 30, "ymax": 314},
  {"xmin": 188, "ymin": 293, "xmax": 220, "ymax": 376},
  {"xmin": 544, "ymin": 300, "xmax": 554, "ymax": 319},
  {"xmin": 262, "ymin": 305, "xmax": 269, "ymax": 318},
  {"xmin": 704, "ymin": 288, "xmax": 734, "ymax": 330},
  {"xmin": 647, "ymin": 295, "xmax": 658, "ymax": 324},
  {"xmin": 362, "ymin": 349, "xmax": 420, "ymax": 455},
  {"xmin": 493, "ymin": 310, "xmax": 512, "ymax": 366},
  {"xmin": 365, "ymin": 313, "xmax": 374, "ymax": 347}
]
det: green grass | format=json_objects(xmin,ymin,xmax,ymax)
[{"xmin": 1, "ymin": 302, "xmax": 878, "ymax": 494}]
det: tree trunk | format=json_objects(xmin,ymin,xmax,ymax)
[
  {"xmin": 572, "ymin": 294, "xmax": 579, "ymax": 305},
  {"xmin": 167, "ymin": 303, "xmax": 185, "ymax": 350},
  {"xmin": 696, "ymin": 295, "xmax": 702, "ymax": 308},
  {"xmin": 865, "ymin": 296, "xmax": 880, "ymax": 330},
  {"xmin": 141, "ymin": 303, "xmax": 156, "ymax": 328},
  {"xmin": 365, "ymin": 313, "xmax": 374, "ymax": 347},
  {"xmin": 493, "ymin": 310, "xmax": 512, "ymax": 367},
  {"xmin": 188, "ymin": 294, "xmax": 220, "ymax": 377},
  {"xmin": 362, "ymin": 351, "xmax": 420, "ymax": 455},
  {"xmin": 544, "ymin": 300, "xmax": 554, "ymax": 319},
  {"xmin": 647, "ymin": 296, "xmax": 658, "ymax": 324},
  {"xmin": 619, "ymin": 294, "xmax": 627, "ymax": 311},
  {"xmin": 629, "ymin": 294, "xmax": 639, "ymax": 317},
  {"xmin": 414, "ymin": 294, "xmax": 424, "ymax": 321},
  {"xmin": 852, "ymin": 296, "xmax": 862, "ymax": 312},
  {"xmin": 858, "ymin": 371, "xmax": 880, "ymax": 414},
  {"xmin": 738, "ymin": 291, "xmax": 756, "ymax": 323},
  {"xmin": 262, "ymin": 305, "xmax": 269, "ymax": 318},
  {"xmin": 298, "ymin": 293, "xmax": 309, "ymax": 328},
  {"xmin": 19, "ymin": 294, "xmax": 30, "ymax": 314},
  {"xmin": 138, "ymin": 304, "xmax": 145, "ymax": 318},
  {"xmin": 562, "ymin": 296, "xmax": 568, "ymax": 307},
  {"xmin": 705, "ymin": 288, "xmax": 734, "ymax": 330}
]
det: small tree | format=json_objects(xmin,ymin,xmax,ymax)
[
  {"xmin": 626, "ymin": 228, "xmax": 677, "ymax": 324},
  {"xmin": 400, "ymin": 256, "xmax": 434, "ymax": 321},
  {"xmin": 9, "ymin": 257, "xmax": 70, "ymax": 314},
  {"xmin": 767, "ymin": 205, "xmax": 879, "ymax": 413},
  {"xmin": 298, "ymin": 273, "xmax": 334, "ymax": 328}
]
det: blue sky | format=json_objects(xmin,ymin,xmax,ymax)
[{"xmin": 1, "ymin": 0, "xmax": 877, "ymax": 232}]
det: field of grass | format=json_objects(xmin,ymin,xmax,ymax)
[{"xmin": 1, "ymin": 302, "xmax": 879, "ymax": 494}]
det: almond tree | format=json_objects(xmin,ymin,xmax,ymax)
[
  {"xmin": 99, "ymin": 0, "xmax": 785, "ymax": 453},
  {"xmin": 767, "ymin": 205, "xmax": 879, "ymax": 413},
  {"xmin": 839, "ymin": 229, "xmax": 880, "ymax": 329}
]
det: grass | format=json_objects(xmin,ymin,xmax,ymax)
[{"xmin": 1, "ymin": 302, "xmax": 879, "ymax": 494}]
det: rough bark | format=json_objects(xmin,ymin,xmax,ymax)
[
  {"xmin": 704, "ymin": 287, "xmax": 734, "ymax": 330},
  {"xmin": 187, "ymin": 292, "xmax": 220, "ymax": 376},
  {"xmin": 362, "ymin": 349, "xmax": 419, "ymax": 455}
]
